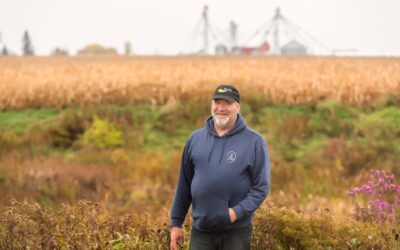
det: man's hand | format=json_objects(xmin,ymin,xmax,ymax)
[
  {"xmin": 170, "ymin": 227, "xmax": 184, "ymax": 250},
  {"xmin": 229, "ymin": 208, "xmax": 237, "ymax": 223}
]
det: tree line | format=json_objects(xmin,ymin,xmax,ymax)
[
  {"xmin": 0, "ymin": 30, "xmax": 133, "ymax": 56},
  {"xmin": 0, "ymin": 30, "xmax": 34, "ymax": 56}
]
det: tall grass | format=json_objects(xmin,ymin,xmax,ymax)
[
  {"xmin": 1, "ymin": 56, "xmax": 400, "ymax": 110},
  {"xmin": 1, "ymin": 201, "xmax": 398, "ymax": 249}
]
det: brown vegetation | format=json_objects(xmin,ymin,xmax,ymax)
[
  {"xmin": 1, "ymin": 56, "xmax": 400, "ymax": 110},
  {"xmin": 1, "ymin": 201, "xmax": 398, "ymax": 249}
]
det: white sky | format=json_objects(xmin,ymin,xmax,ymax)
[{"xmin": 0, "ymin": 0, "xmax": 399, "ymax": 56}]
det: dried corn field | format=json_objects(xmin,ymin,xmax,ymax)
[{"xmin": 1, "ymin": 56, "xmax": 400, "ymax": 110}]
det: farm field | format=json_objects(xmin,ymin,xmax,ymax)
[
  {"xmin": 0, "ymin": 56, "xmax": 399, "ymax": 249},
  {"xmin": 1, "ymin": 56, "xmax": 400, "ymax": 109}
]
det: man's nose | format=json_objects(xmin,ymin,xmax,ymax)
[{"xmin": 217, "ymin": 104, "xmax": 226, "ymax": 110}]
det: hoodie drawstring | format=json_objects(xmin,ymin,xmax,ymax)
[
  {"xmin": 218, "ymin": 136, "xmax": 228, "ymax": 164},
  {"xmin": 207, "ymin": 136, "xmax": 215, "ymax": 164},
  {"xmin": 208, "ymin": 135, "xmax": 229, "ymax": 165}
]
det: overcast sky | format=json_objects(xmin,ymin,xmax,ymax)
[{"xmin": 0, "ymin": 0, "xmax": 399, "ymax": 56}]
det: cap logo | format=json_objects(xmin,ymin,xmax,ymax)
[{"xmin": 218, "ymin": 88, "xmax": 232, "ymax": 93}]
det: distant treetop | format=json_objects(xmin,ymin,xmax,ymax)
[{"xmin": 78, "ymin": 44, "xmax": 118, "ymax": 55}]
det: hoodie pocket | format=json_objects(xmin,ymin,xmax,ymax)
[{"xmin": 192, "ymin": 193, "xmax": 230, "ymax": 230}]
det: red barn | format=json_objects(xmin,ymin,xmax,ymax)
[{"xmin": 232, "ymin": 41, "xmax": 270, "ymax": 55}]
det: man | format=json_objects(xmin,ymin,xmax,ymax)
[{"xmin": 170, "ymin": 84, "xmax": 270, "ymax": 250}]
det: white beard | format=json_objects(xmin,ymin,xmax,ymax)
[{"xmin": 214, "ymin": 116, "xmax": 230, "ymax": 128}]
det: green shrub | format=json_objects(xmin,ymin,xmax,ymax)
[
  {"xmin": 153, "ymin": 100, "xmax": 209, "ymax": 134},
  {"xmin": 357, "ymin": 107, "xmax": 400, "ymax": 139},
  {"xmin": 80, "ymin": 117, "xmax": 123, "ymax": 149},
  {"xmin": 309, "ymin": 100, "xmax": 357, "ymax": 137},
  {"xmin": 48, "ymin": 111, "xmax": 88, "ymax": 148}
]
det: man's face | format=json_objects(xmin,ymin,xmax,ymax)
[{"xmin": 211, "ymin": 99, "xmax": 240, "ymax": 129}]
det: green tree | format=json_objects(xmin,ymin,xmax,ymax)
[
  {"xmin": 2, "ymin": 46, "xmax": 8, "ymax": 56},
  {"xmin": 51, "ymin": 47, "xmax": 69, "ymax": 56},
  {"xmin": 124, "ymin": 41, "xmax": 132, "ymax": 56},
  {"xmin": 77, "ymin": 44, "xmax": 117, "ymax": 55},
  {"xmin": 22, "ymin": 30, "xmax": 34, "ymax": 55}
]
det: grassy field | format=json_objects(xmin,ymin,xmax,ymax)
[{"xmin": 0, "ymin": 56, "xmax": 399, "ymax": 249}]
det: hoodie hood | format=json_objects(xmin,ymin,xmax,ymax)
[{"xmin": 206, "ymin": 113, "xmax": 247, "ymax": 137}]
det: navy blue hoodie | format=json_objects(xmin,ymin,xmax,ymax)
[{"xmin": 171, "ymin": 113, "xmax": 270, "ymax": 232}]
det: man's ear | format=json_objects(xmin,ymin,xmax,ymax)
[{"xmin": 236, "ymin": 102, "xmax": 241, "ymax": 112}]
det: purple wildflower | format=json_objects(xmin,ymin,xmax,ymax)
[{"xmin": 347, "ymin": 169, "xmax": 400, "ymax": 223}]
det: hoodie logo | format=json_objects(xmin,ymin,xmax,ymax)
[{"xmin": 226, "ymin": 151, "xmax": 236, "ymax": 163}]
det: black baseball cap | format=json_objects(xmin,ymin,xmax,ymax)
[{"xmin": 212, "ymin": 84, "xmax": 240, "ymax": 103}]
